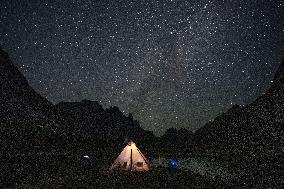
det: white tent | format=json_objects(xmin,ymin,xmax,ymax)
[{"xmin": 109, "ymin": 141, "xmax": 150, "ymax": 171}]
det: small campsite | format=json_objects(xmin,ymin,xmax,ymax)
[
  {"xmin": 2, "ymin": 141, "xmax": 234, "ymax": 188},
  {"xmin": 4, "ymin": 158, "xmax": 231, "ymax": 188}
]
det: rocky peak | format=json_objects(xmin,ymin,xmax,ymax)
[
  {"xmin": 0, "ymin": 48, "xmax": 29, "ymax": 90},
  {"xmin": 0, "ymin": 48, "xmax": 52, "ymax": 121}
]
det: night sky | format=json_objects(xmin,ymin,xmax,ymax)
[{"xmin": 1, "ymin": 0, "xmax": 283, "ymax": 135}]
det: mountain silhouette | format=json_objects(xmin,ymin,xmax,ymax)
[
  {"xmin": 0, "ymin": 48, "xmax": 52, "ymax": 122},
  {"xmin": 0, "ymin": 48, "xmax": 155, "ymax": 155},
  {"xmin": 194, "ymin": 60, "xmax": 284, "ymax": 188},
  {"xmin": 159, "ymin": 127, "xmax": 193, "ymax": 146},
  {"xmin": 54, "ymin": 100, "xmax": 155, "ymax": 142}
]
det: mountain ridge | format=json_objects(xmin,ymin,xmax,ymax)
[
  {"xmin": 193, "ymin": 59, "xmax": 284, "ymax": 188},
  {"xmin": 0, "ymin": 48, "xmax": 53, "ymax": 121},
  {"xmin": 0, "ymin": 48, "xmax": 156, "ymax": 154}
]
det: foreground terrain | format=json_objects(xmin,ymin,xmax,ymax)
[{"xmin": 7, "ymin": 167, "xmax": 231, "ymax": 188}]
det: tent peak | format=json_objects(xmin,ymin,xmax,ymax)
[{"xmin": 127, "ymin": 140, "xmax": 135, "ymax": 146}]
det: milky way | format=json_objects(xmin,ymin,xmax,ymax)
[{"xmin": 1, "ymin": 0, "xmax": 283, "ymax": 135}]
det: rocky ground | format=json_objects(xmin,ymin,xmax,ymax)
[{"xmin": 8, "ymin": 167, "xmax": 232, "ymax": 188}]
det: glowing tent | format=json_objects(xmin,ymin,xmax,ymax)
[{"xmin": 109, "ymin": 141, "xmax": 150, "ymax": 171}]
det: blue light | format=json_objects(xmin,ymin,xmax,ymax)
[{"xmin": 168, "ymin": 159, "xmax": 177, "ymax": 169}]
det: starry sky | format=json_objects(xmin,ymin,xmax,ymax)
[{"xmin": 1, "ymin": 0, "xmax": 283, "ymax": 135}]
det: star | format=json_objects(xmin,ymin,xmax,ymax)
[{"xmin": 0, "ymin": 0, "xmax": 283, "ymax": 135}]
